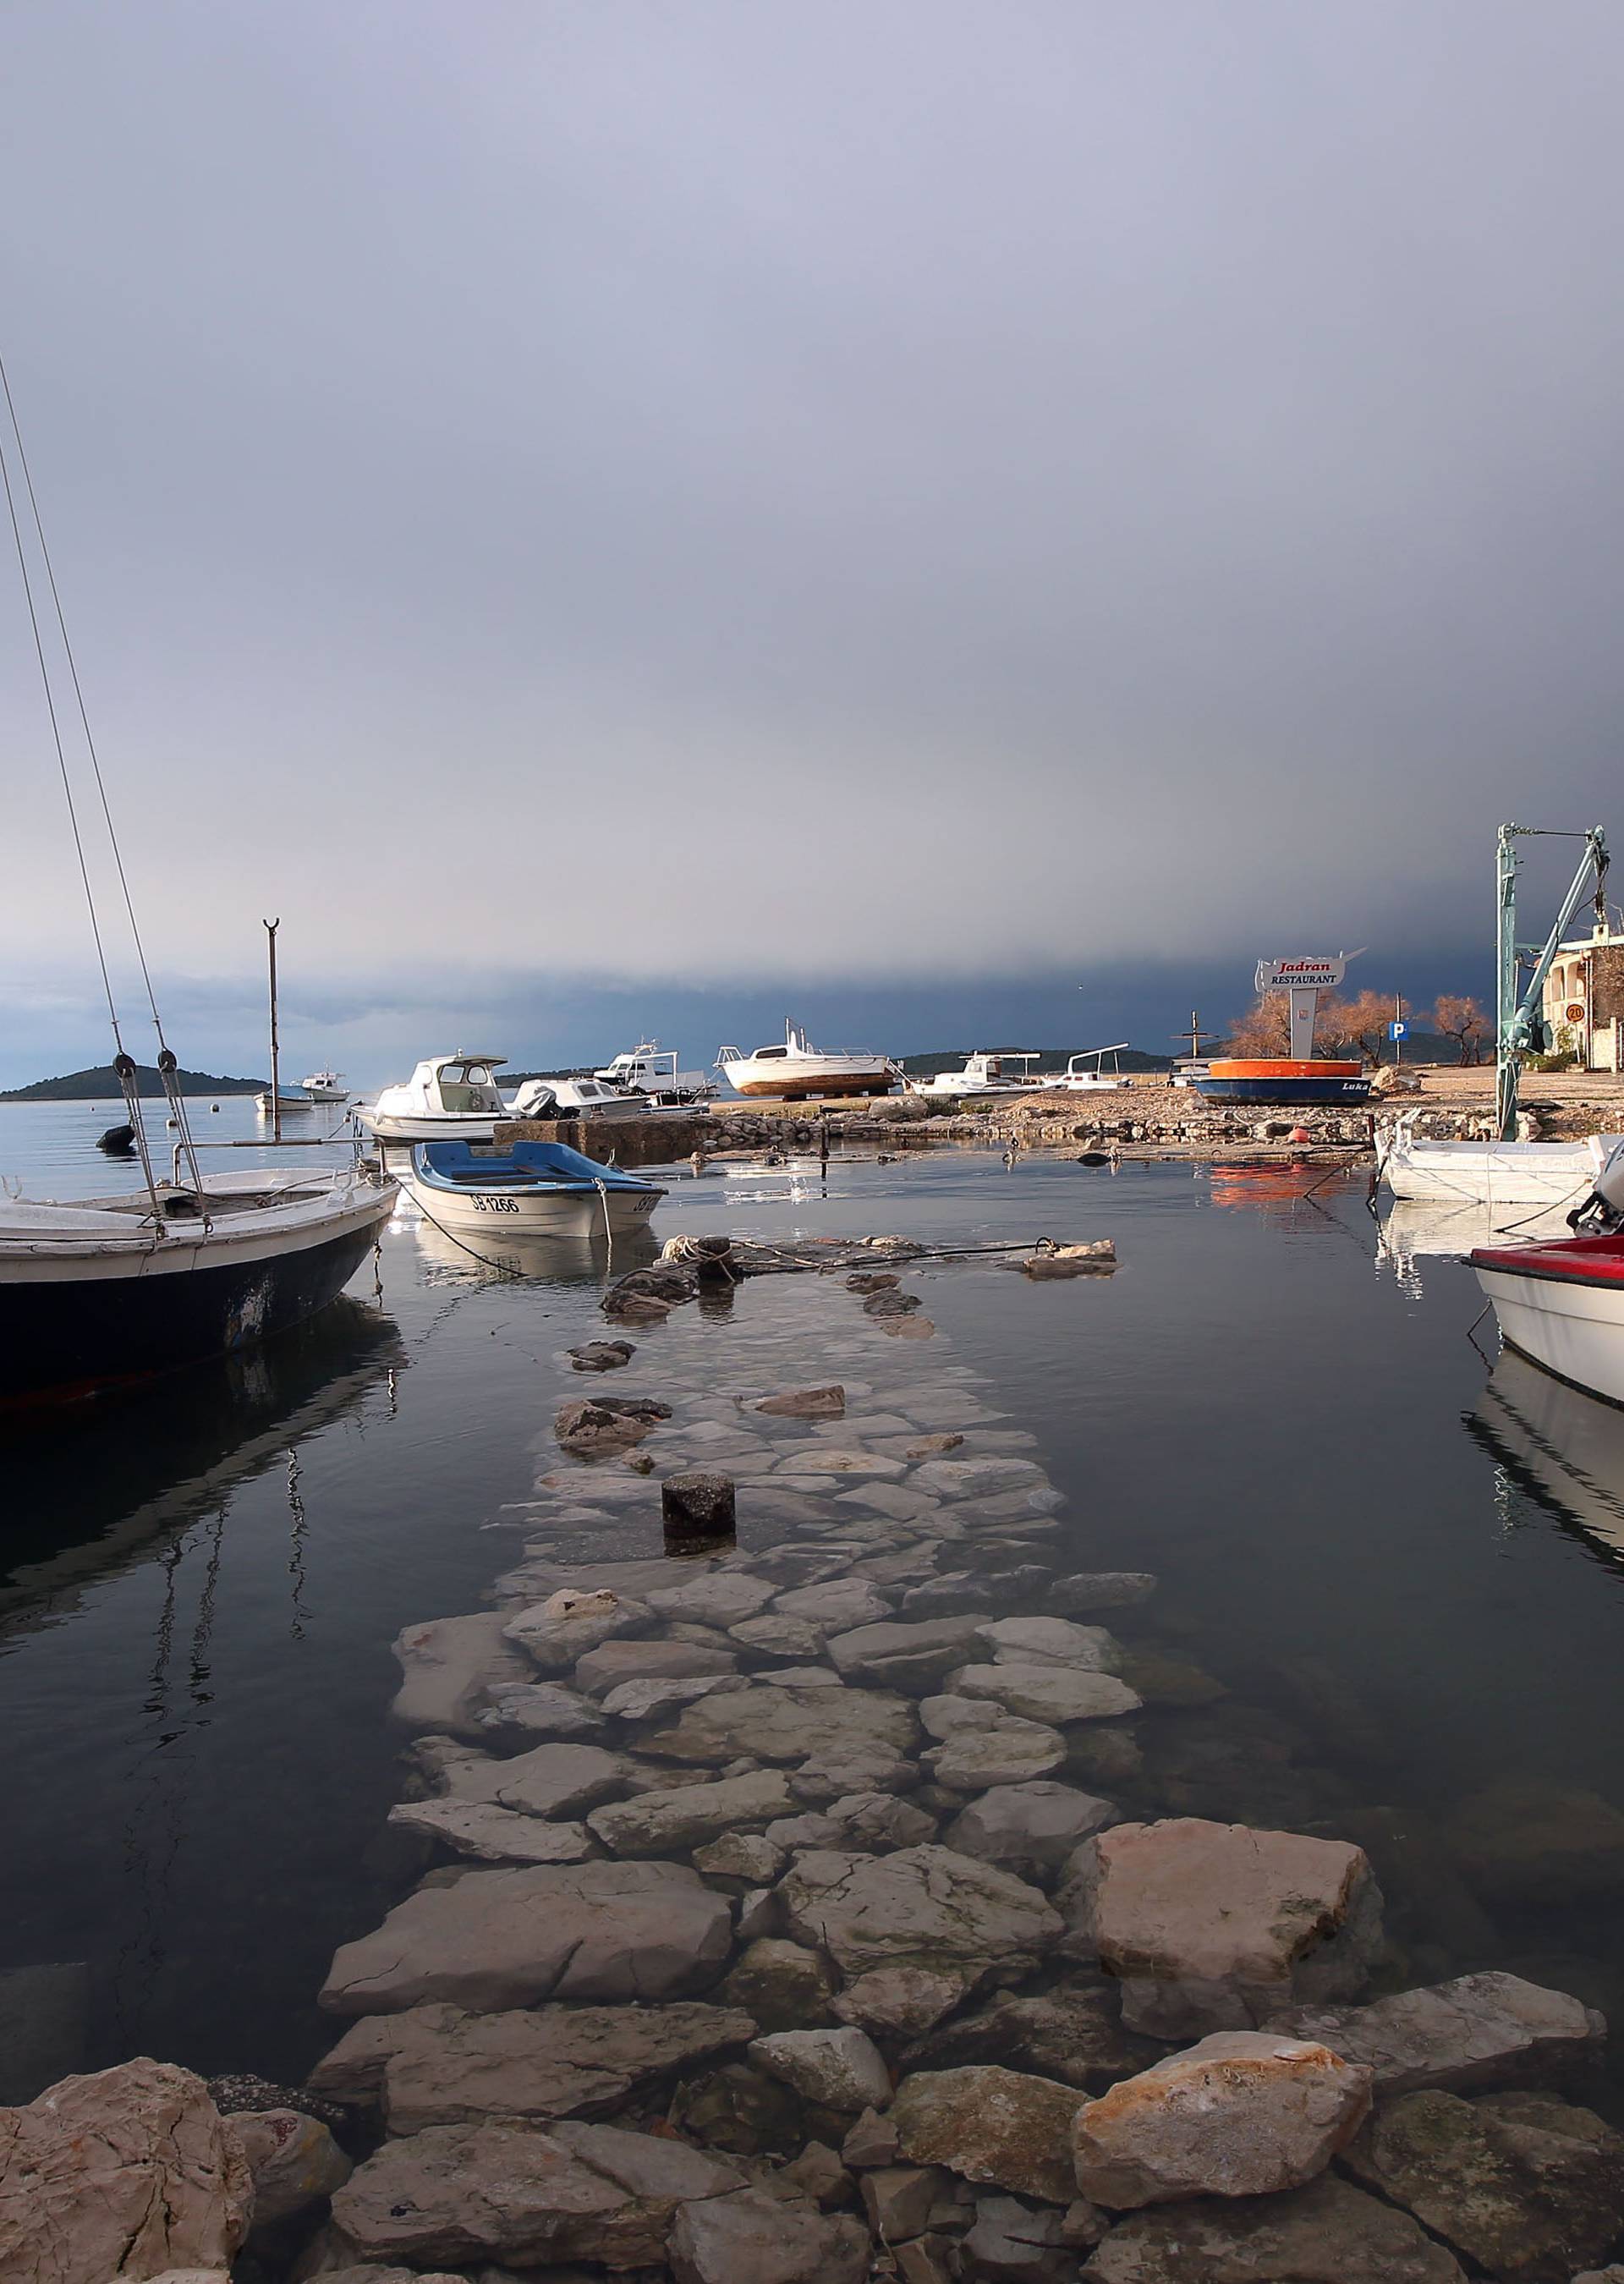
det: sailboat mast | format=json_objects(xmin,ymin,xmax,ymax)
[{"xmin": 265, "ymin": 917, "xmax": 283, "ymax": 1144}]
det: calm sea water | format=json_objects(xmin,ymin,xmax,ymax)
[{"xmin": 3, "ymin": 1101, "xmax": 1624, "ymax": 2095}]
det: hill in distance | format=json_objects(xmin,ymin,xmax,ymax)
[
  {"xmin": 1, "ymin": 1063, "xmax": 267, "ymax": 1101},
  {"xmin": 898, "ymin": 1046, "xmax": 1173, "ymax": 1079}
]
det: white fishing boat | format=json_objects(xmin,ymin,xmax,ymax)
[
  {"xmin": 1377, "ymin": 1114, "xmax": 1624, "ymax": 1206},
  {"xmin": 300, "ymin": 1069, "xmax": 348, "ymax": 1103},
  {"xmin": 1473, "ymin": 1227, "xmax": 1624, "ymax": 1407},
  {"xmin": 716, "ymin": 1021, "xmax": 897, "ymax": 1100},
  {"xmin": 402, "ymin": 1140, "xmax": 665, "ymax": 1238},
  {"xmin": 0, "ymin": 365, "xmax": 395, "ymax": 1404},
  {"xmin": 359, "ymin": 1054, "xmax": 512, "ymax": 1144},
  {"xmin": 255, "ymin": 1089, "xmax": 315, "ymax": 1117},
  {"xmin": 594, "ymin": 1043, "xmax": 716, "ymax": 1103},
  {"xmin": 908, "ymin": 1051, "xmax": 1045, "ymax": 1098},
  {"xmin": 1045, "ymin": 1044, "xmax": 1135, "ymax": 1091}
]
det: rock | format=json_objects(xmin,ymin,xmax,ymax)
[
  {"xmin": 694, "ymin": 1831, "xmax": 787, "ymax": 1884},
  {"xmin": 976, "ymin": 1617, "xmax": 1120, "ymax": 1669},
  {"xmin": 780, "ymin": 2138, "xmax": 853, "ymax": 2208},
  {"xmin": 441, "ymin": 1739, "xmax": 630, "ymax": 1818},
  {"xmin": 232, "ymin": 2107, "xmax": 351, "ymax": 2226},
  {"xmin": 0, "ymin": 2059, "xmax": 253, "ymax": 2284},
  {"xmin": 1063, "ymin": 1817, "xmax": 1383, "ymax": 2036},
  {"xmin": 749, "ymin": 2029, "xmax": 891, "ymax": 2113},
  {"xmin": 668, "ymin": 2183, "xmax": 870, "ymax": 2282},
  {"xmin": 791, "ymin": 1748, "xmax": 919, "ymax": 1804},
  {"xmin": 903, "ymin": 1987, "xmax": 1149, "ymax": 2094},
  {"xmin": 721, "ymin": 1941, "xmax": 839, "ymax": 2031},
  {"xmin": 911, "ymin": 1459, "xmax": 1044, "ymax": 1500},
  {"xmin": 842, "ymin": 2105, "xmax": 902, "ymax": 2165},
  {"xmin": 475, "ymin": 1679, "xmax": 608, "ymax": 1744},
  {"xmin": 1341, "ymin": 2088, "xmax": 1624, "ymax": 2282},
  {"xmin": 588, "ymin": 1770, "xmax": 796, "ymax": 1856},
  {"xmin": 961, "ymin": 2192, "xmax": 1096, "ymax": 2280},
  {"xmin": 1111, "ymin": 1647, "xmax": 1226, "ymax": 1709},
  {"xmin": 555, "ymin": 1397, "xmax": 658, "ymax": 1457},
  {"xmin": 1072, "ymin": 2031, "xmax": 1373, "ymax": 2208},
  {"xmin": 647, "ymin": 1572, "xmax": 778, "ymax": 1625},
  {"xmin": 827, "ymin": 1791, "xmax": 938, "ymax": 1852},
  {"xmin": 575, "ymin": 1638, "xmax": 740, "ymax": 1695},
  {"xmin": 946, "ymin": 1782, "xmax": 1119, "ymax": 1870},
  {"xmin": 319, "ymin": 1859, "xmax": 732, "ymax": 2012},
  {"xmin": 1050, "ymin": 1573, "xmax": 1158, "ymax": 1613},
  {"xmin": 827, "ymin": 1617, "xmax": 993, "ymax": 1690},
  {"xmin": 782, "ymin": 1845, "xmax": 1062, "ymax": 1999},
  {"xmin": 669, "ymin": 2061, "xmax": 805, "ymax": 2155},
  {"xmin": 951, "ymin": 1664, "xmax": 1141, "ymax": 1725},
  {"xmin": 664, "ymin": 1472, "xmax": 738, "ymax": 1545},
  {"xmin": 906, "ymin": 1432, "xmax": 964, "ymax": 1454},
  {"xmin": 1447, "ymin": 1784, "xmax": 1624, "ymax": 1906},
  {"xmin": 390, "ymin": 1614, "xmax": 530, "ymax": 1738},
  {"xmin": 730, "ymin": 1615, "xmax": 827, "ymax": 1661},
  {"xmin": 568, "ymin": 1338, "xmax": 635, "ymax": 1370},
  {"xmin": 308, "ymin": 2001, "xmax": 757, "ymax": 2129},
  {"xmin": 890, "ymin": 2066, "xmax": 1087, "ymax": 2202},
  {"xmin": 862, "ymin": 2162, "xmax": 946, "ymax": 2241},
  {"xmin": 755, "ymin": 1385, "xmax": 847, "ymax": 1418},
  {"xmin": 601, "ymin": 1673, "xmax": 748, "ymax": 1722},
  {"xmin": 602, "ymin": 1290, "xmax": 671, "ymax": 1324},
  {"xmin": 833, "ymin": 1968, "xmax": 966, "ymax": 2038},
  {"xmin": 638, "ymin": 1683, "xmax": 918, "ymax": 1767},
  {"xmin": 387, "ymin": 1798, "xmax": 594, "ymax": 1864},
  {"xmin": 1269, "ymin": 1971, "xmax": 1607, "ymax": 2095},
  {"xmin": 773, "ymin": 1579, "xmax": 895, "ymax": 1631},
  {"xmin": 332, "ymin": 2117, "xmax": 742, "ymax": 2267},
  {"xmin": 503, "ymin": 1591, "xmax": 651, "ymax": 1675},
  {"xmin": 1081, "ymin": 2171, "xmax": 1468, "ymax": 2281}
]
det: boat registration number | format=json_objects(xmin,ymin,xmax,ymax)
[{"xmin": 470, "ymin": 1194, "xmax": 521, "ymax": 1214}]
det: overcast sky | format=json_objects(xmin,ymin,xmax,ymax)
[{"xmin": 3, "ymin": 2, "xmax": 1622, "ymax": 1082}]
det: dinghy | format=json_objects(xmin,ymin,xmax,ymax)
[
  {"xmin": 403, "ymin": 1139, "xmax": 666, "ymax": 1238},
  {"xmin": 1377, "ymin": 1114, "xmax": 1624, "ymax": 1205}
]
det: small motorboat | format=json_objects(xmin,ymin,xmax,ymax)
[
  {"xmin": 1473, "ymin": 1138, "xmax": 1624, "ymax": 1403},
  {"xmin": 595, "ymin": 1043, "xmax": 716, "ymax": 1103},
  {"xmin": 300, "ymin": 1069, "xmax": 349, "ymax": 1104},
  {"xmin": 403, "ymin": 1139, "xmax": 666, "ymax": 1238},
  {"xmin": 255, "ymin": 1088, "xmax": 315, "ymax": 1117},
  {"xmin": 1378, "ymin": 1115, "xmax": 1624, "ymax": 1205},
  {"xmin": 716, "ymin": 1021, "xmax": 897, "ymax": 1100},
  {"xmin": 359, "ymin": 1054, "xmax": 512, "ymax": 1144},
  {"xmin": 1045, "ymin": 1044, "xmax": 1134, "ymax": 1092},
  {"xmin": 509, "ymin": 1073, "xmax": 675, "ymax": 1119},
  {"xmin": 908, "ymin": 1051, "xmax": 1045, "ymax": 1099}
]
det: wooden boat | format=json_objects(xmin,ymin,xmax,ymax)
[
  {"xmin": 0, "ymin": 1167, "xmax": 393, "ymax": 1407},
  {"xmin": 403, "ymin": 1139, "xmax": 665, "ymax": 1238},
  {"xmin": 1194, "ymin": 1058, "xmax": 1373, "ymax": 1106},
  {"xmin": 716, "ymin": 1022, "xmax": 897, "ymax": 1100},
  {"xmin": 255, "ymin": 1089, "xmax": 315, "ymax": 1117},
  {"xmin": 1472, "ymin": 1228, "xmax": 1624, "ymax": 1406},
  {"xmin": 1378, "ymin": 1114, "xmax": 1622, "ymax": 1205}
]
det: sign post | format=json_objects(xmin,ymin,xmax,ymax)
[{"xmin": 1254, "ymin": 957, "xmax": 1350, "ymax": 1063}]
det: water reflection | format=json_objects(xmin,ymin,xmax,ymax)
[
  {"xmin": 405, "ymin": 1212, "xmax": 662, "ymax": 1286},
  {"xmin": 1377, "ymin": 1200, "xmax": 1576, "ymax": 1296},
  {"xmin": 1468, "ymin": 1348, "xmax": 1624, "ymax": 1568}
]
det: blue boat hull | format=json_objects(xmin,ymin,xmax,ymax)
[{"xmin": 1194, "ymin": 1075, "xmax": 1374, "ymax": 1105}]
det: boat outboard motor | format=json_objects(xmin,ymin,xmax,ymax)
[
  {"xmin": 1568, "ymin": 1141, "xmax": 1624, "ymax": 1232},
  {"xmin": 97, "ymin": 1123, "xmax": 137, "ymax": 1156}
]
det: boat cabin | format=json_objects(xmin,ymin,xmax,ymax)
[{"xmin": 407, "ymin": 1055, "xmax": 508, "ymax": 1114}]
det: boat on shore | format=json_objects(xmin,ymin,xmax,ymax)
[
  {"xmin": 908, "ymin": 1051, "xmax": 1044, "ymax": 1099},
  {"xmin": 359, "ymin": 1055, "xmax": 513, "ymax": 1144},
  {"xmin": 1195, "ymin": 1058, "xmax": 1373, "ymax": 1106},
  {"xmin": 402, "ymin": 1139, "xmax": 665, "ymax": 1238},
  {"xmin": 1045, "ymin": 1044, "xmax": 1134, "ymax": 1092},
  {"xmin": 510, "ymin": 1073, "xmax": 681, "ymax": 1119},
  {"xmin": 595, "ymin": 1044, "xmax": 716, "ymax": 1103},
  {"xmin": 716, "ymin": 1022, "xmax": 897, "ymax": 1100}
]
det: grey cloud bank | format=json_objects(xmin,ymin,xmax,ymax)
[{"xmin": 2, "ymin": 1, "xmax": 1621, "ymax": 1057}]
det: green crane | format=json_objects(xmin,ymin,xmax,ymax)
[{"xmin": 1495, "ymin": 822, "xmax": 1610, "ymax": 1139}]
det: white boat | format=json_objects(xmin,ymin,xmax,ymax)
[
  {"xmin": 255, "ymin": 1089, "xmax": 315, "ymax": 1117},
  {"xmin": 595, "ymin": 1043, "xmax": 716, "ymax": 1103},
  {"xmin": 1473, "ymin": 1227, "xmax": 1624, "ymax": 1406},
  {"xmin": 509, "ymin": 1073, "xmax": 677, "ymax": 1119},
  {"xmin": 1044, "ymin": 1044, "xmax": 1134, "ymax": 1093},
  {"xmin": 0, "ymin": 1164, "xmax": 394, "ymax": 1406},
  {"xmin": 358, "ymin": 1054, "xmax": 513, "ymax": 1145},
  {"xmin": 1377, "ymin": 1113, "xmax": 1624, "ymax": 1205},
  {"xmin": 908, "ymin": 1051, "xmax": 1045, "ymax": 1098},
  {"xmin": 716, "ymin": 1021, "xmax": 897, "ymax": 1100},
  {"xmin": 402, "ymin": 1139, "xmax": 665, "ymax": 1238},
  {"xmin": 300, "ymin": 1070, "xmax": 348, "ymax": 1103}
]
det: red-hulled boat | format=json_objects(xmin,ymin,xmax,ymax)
[{"xmin": 1472, "ymin": 1229, "xmax": 1624, "ymax": 1407}]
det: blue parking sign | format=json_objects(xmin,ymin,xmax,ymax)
[{"xmin": 1389, "ymin": 1020, "xmax": 1408, "ymax": 1040}]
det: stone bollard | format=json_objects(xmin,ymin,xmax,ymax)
[{"xmin": 662, "ymin": 1471, "xmax": 737, "ymax": 1550}]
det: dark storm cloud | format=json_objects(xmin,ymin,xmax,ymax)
[{"xmin": 2, "ymin": 0, "xmax": 1621, "ymax": 1074}]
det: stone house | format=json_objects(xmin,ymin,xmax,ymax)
[{"xmin": 1542, "ymin": 925, "xmax": 1624, "ymax": 1069}]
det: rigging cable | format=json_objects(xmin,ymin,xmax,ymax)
[
  {"xmin": 0, "ymin": 354, "xmax": 206, "ymax": 1200},
  {"xmin": 0, "ymin": 365, "xmax": 165, "ymax": 1223}
]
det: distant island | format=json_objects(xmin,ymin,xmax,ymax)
[{"xmin": 0, "ymin": 1063, "xmax": 267, "ymax": 1102}]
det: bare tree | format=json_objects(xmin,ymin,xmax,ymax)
[{"xmin": 1434, "ymin": 993, "xmax": 1487, "ymax": 1066}]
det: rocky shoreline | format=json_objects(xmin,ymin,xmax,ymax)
[{"xmin": 6, "ymin": 1251, "xmax": 1624, "ymax": 2282}]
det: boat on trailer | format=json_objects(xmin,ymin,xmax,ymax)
[
  {"xmin": 908, "ymin": 1051, "xmax": 1045, "ymax": 1099},
  {"xmin": 403, "ymin": 1139, "xmax": 666, "ymax": 1238},
  {"xmin": 716, "ymin": 1021, "xmax": 897, "ymax": 1100},
  {"xmin": 595, "ymin": 1044, "xmax": 716, "ymax": 1103}
]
